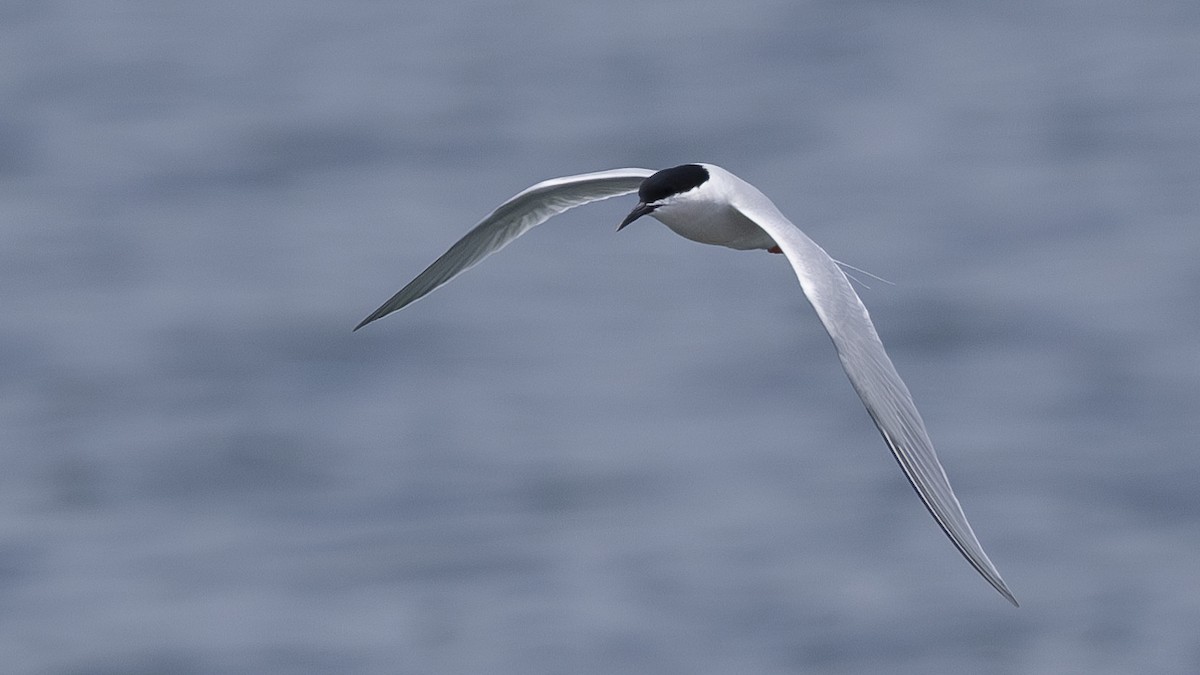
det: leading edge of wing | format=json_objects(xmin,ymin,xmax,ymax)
[
  {"xmin": 731, "ymin": 193, "xmax": 1018, "ymax": 606},
  {"xmin": 355, "ymin": 168, "xmax": 655, "ymax": 330}
]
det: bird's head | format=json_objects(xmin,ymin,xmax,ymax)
[{"xmin": 617, "ymin": 164, "xmax": 711, "ymax": 230}]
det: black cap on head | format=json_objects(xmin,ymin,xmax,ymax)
[{"xmin": 638, "ymin": 164, "xmax": 709, "ymax": 204}]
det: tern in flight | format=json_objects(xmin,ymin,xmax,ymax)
[{"xmin": 356, "ymin": 163, "xmax": 1017, "ymax": 606}]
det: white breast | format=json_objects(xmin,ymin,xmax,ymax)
[{"xmin": 649, "ymin": 188, "xmax": 778, "ymax": 251}]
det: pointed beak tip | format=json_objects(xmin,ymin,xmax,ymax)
[{"xmin": 618, "ymin": 202, "xmax": 653, "ymax": 231}]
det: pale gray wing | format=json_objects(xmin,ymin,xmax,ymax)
[
  {"xmin": 355, "ymin": 168, "xmax": 655, "ymax": 330},
  {"xmin": 731, "ymin": 185, "xmax": 1018, "ymax": 606}
]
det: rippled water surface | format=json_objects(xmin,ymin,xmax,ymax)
[{"xmin": 4, "ymin": 2, "xmax": 1200, "ymax": 673}]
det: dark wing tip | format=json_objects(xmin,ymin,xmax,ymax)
[{"xmin": 353, "ymin": 302, "xmax": 394, "ymax": 331}]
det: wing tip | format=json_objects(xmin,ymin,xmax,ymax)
[
  {"xmin": 1003, "ymin": 591, "xmax": 1020, "ymax": 608},
  {"xmin": 990, "ymin": 576, "xmax": 1020, "ymax": 607},
  {"xmin": 353, "ymin": 304, "xmax": 393, "ymax": 331}
]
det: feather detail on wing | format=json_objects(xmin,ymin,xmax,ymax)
[
  {"xmin": 726, "ymin": 176, "xmax": 1017, "ymax": 606},
  {"xmin": 356, "ymin": 168, "xmax": 654, "ymax": 329}
]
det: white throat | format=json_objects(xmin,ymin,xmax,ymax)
[{"xmin": 649, "ymin": 176, "xmax": 777, "ymax": 252}]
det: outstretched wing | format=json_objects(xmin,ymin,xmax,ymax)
[
  {"xmin": 356, "ymin": 168, "xmax": 654, "ymax": 329},
  {"xmin": 724, "ymin": 171, "xmax": 1017, "ymax": 606}
]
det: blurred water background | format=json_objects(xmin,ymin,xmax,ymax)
[{"xmin": 3, "ymin": 1, "xmax": 1200, "ymax": 673}]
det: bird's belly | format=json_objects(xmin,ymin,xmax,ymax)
[{"xmin": 654, "ymin": 203, "xmax": 777, "ymax": 251}]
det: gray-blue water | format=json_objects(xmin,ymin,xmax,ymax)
[{"xmin": 4, "ymin": 2, "xmax": 1200, "ymax": 673}]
